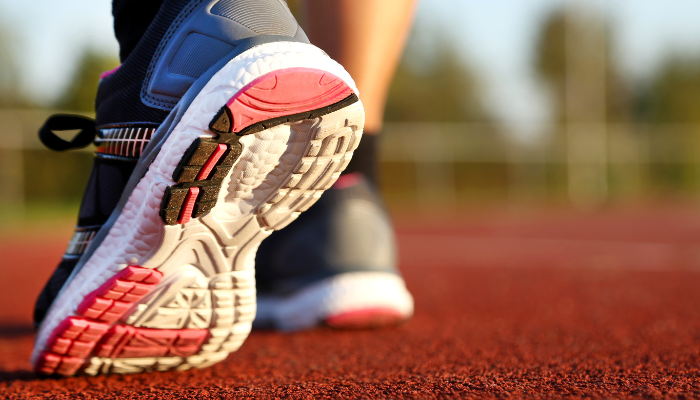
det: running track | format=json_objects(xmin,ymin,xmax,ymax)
[{"xmin": 1, "ymin": 207, "xmax": 700, "ymax": 398}]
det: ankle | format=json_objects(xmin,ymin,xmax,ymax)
[{"xmin": 341, "ymin": 132, "xmax": 379, "ymax": 186}]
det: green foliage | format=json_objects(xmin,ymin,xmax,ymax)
[
  {"xmin": 386, "ymin": 30, "xmax": 489, "ymax": 123},
  {"xmin": 641, "ymin": 57, "xmax": 700, "ymax": 123},
  {"xmin": 534, "ymin": 8, "xmax": 631, "ymax": 124},
  {"xmin": 535, "ymin": 11, "xmax": 566, "ymax": 88},
  {"xmin": 57, "ymin": 50, "xmax": 119, "ymax": 112},
  {"xmin": 0, "ymin": 26, "xmax": 28, "ymax": 107},
  {"xmin": 23, "ymin": 149, "xmax": 93, "ymax": 203},
  {"xmin": 633, "ymin": 57, "xmax": 700, "ymax": 196},
  {"xmin": 385, "ymin": 45, "xmax": 488, "ymax": 122}
]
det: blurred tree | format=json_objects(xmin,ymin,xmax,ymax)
[
  {"xmin": 380, "ymin": 23, "xmax": 506, "ymax": 204},
  {"xmin": 56, "ymin": 50, "xmax": 119, "ymax": 112},
  {"xmin": 534, "ymin": 7, "xmax": 634, "ymax": 205},
  {"xmin": 535, "ymin": 11, "xmax": 565, "ymax": 118},
  {"xmin": 383, "ymin": 21, "xmax": 488, "ymax": 123},
  {"xmin": 385, "ymin": 41, "xmax": 488, "ymax": 122},
  {"xmin": 635, "ymin": 56, "xmax": 700, "ymax": 194},
  {"xmin": 535, "ymin": 8, "xmax": 631, "ymax": 124},
  {"xmin": 641, "ymin": 57, "xmax": 700, "ymax": 123},
  {"xmin": 0, "ymin": 26, "xmax": 26, "ymax": 107}
]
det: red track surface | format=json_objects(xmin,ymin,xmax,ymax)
[{"xmin": 1, "ymin": 207, "xmax": 700, "ymax": 398}]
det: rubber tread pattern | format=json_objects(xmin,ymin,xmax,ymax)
[
  {"xmin": 222, "ymin": 69, "xmax": 354, "ymax": 134},
  {"xmin": 35, "ymin": 266, "xmax": 164, "ymax": 376},
  {"xmin": 161, "ymin": 137, "xmax": 242, "ymax": 225},
  {"xmin": 35, "ymin": 317, "xmax": 109, "ymax": 376},
  {"xmin": 209, "ymin": 68, "xmax": 357, "ymax": 135},
  {"xmin": 178, "ymin": 187, "xmax": 200, "ymax": 224},
  {"xmin": 94, "ymin": 325, "xmax": 208, "ymax": 359},
  {"xmin": 161, "ymin": 70, "xmax": 357, "ymax": 226},
  {"xmin": 76, "ymin": 266, "xmax": 163, "ymax": 323},
  {"xmin": 197, "ymin": 144, "xmax": 228, "ymax": 180}
]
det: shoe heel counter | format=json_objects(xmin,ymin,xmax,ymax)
[{"xmin": 142, "ymin": 0, "xmax": 309, "ymax": 111}]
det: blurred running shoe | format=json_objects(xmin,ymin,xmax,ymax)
[
  {"xmin": 254, "ymin": 173, "xmax": 414, "ymax": 331},
  {"xmin": 32, "ymin": 0, "xmax": 363, "ymax": 376}
]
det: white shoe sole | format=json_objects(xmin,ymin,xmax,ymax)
[{"xmin": 255, "ymin": 272, "xmax": 414, "ymax": 331}]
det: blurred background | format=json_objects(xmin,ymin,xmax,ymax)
[{"xmin": 1, "ymin": 0, "xmax": 700, "ymax": 220}]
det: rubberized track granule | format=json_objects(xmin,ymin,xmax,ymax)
[{"xmin": 2, "ymin": 208, "xmax": 700, "ymax": 398}]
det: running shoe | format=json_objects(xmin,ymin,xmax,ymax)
[
  {"xmin": 33, "ymin": 0, "xmax": 364, "ymax": 376},
  {"xmin": 254, "ymin": 173, "xmax": 413, "ymax": 331}
]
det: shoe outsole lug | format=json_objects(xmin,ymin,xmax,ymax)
[
  {"xmin": 177, "ymin": 187, "xmax": 200, "ymax": 224},
  {"xmin": 196, "ymin": 144, "xmax": 228, "ymax": 180},
  {"xmin": 76, "ymin": 266, "xmax": 163, "ymax": 323}
]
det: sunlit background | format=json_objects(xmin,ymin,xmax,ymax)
[{"xmin": 1, "ymin": 0, "xmax": 700, "ymax": 221}]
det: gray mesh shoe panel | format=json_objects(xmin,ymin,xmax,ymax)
[
  {"xmin": 169, "ymin": 33, "xmax": 235, "ymax": 78},
  {"xmin": 211, "ymin": 0, "xmax": 298, "ymax": 37}
]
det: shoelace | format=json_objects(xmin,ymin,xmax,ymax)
[{"xmin": 39, "ymin": 114, "xmax": 96, "ymax": 151}]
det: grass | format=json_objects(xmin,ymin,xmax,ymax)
[{"xmin": 0, "ymin": 202, "xmax": 78, "ymax": 238}]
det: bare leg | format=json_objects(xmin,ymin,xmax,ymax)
[{"xmin": 302, "ymin": 0, "xmax": 417, "ymax": 134}]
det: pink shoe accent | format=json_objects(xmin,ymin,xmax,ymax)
[
  {"xmin": 325, "ymin": 307, "xmax": 406, "ymax": 329},
  {"xmin": 178, "ymin": 187, "xmax": 200, "ymax": 224},
  {"xmin": 225, "ymin": 68, "xmax": 354, "ymax": 133},
  {"xmin": 35, "ymin": 317, "xmax": 110, "ymax": 375},
  {"xmin": 196, "ymin": 143, "xmax": 228, "ymax": 180},
  {"xmin": 94, "ymin": 326, "xmax": 209, "ymax": 359},
  {"xmin": 99, "ymin": 65, "xmax": 121, "ymax": 80},
  {"xmin": 332, "ymin": 172, "xmax": 363, "ymax": 190},
  {"xmin": 35, "ymin": 266, "xmax": 166, "ymax": 375},
  {"xmin": 36, "ymin": 352, "xmax": 85, "ymax": 376},
  {"xmin": 76, "ymin": 266, "xmax": 163, "ymax": 323}
]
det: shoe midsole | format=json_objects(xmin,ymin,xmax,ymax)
[{"xmin": 255, "ymin": 272, "xmax": 414, "ymax": 331}]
